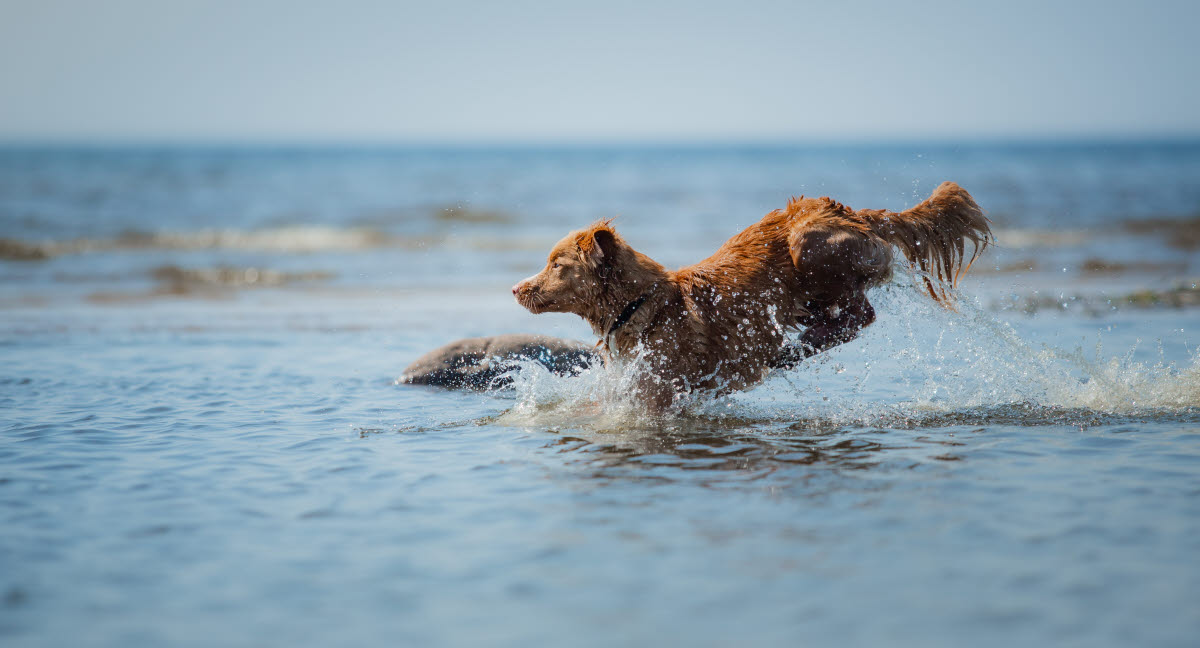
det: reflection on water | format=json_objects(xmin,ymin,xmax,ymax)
[
  {"xmin": 543, "ymin": 426, "xmax": 902, "ymax": 476},
  {"xmin": 496, "ymin": 402, "xmax": 1200, "ymax": 485}
]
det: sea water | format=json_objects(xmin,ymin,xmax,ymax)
[{"xmin": 2, "ymin": 142, "xmax": 1199, "ymax": 646}]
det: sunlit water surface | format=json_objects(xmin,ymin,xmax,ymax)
[{"xmin": 2, "ymin": 143, "xmax": 1199, "ymax": 647}]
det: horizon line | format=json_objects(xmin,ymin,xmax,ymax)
[{"xmin": 2, "ymin": 131, "xmax": 1200, "ymax": 151}]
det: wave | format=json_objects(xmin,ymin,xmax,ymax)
[
  {"xmin": 0, "ymin": 226, "xmax": 567, "ymax": 259},
  {"xmin": 990, "ymin": 227, "xmax": 1091, "ymax": 248},
  {"xmin": 150, "ymin": 264, "xmax": 334, "ymax": 288},
  {"xmin": 0, "ymin": 226, "xmax": 419, "ymax": 258}
]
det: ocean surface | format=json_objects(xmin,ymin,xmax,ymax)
[{"xmin": 2, "ymin": 141, "xmax": 1199, "ymax": 647}]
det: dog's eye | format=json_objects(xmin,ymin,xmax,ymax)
[{"xmin": 552, "ymin": 262, "xmax": 562, "ymax": 269}]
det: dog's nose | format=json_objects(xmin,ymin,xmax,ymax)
[{"xmin": 511, "ymin": 283, "xmax": 520, "ymax": 296}]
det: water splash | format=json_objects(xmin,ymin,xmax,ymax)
[
  {"xmin": 496, "ymin": 281, "xmax": 1199, "ymax": 431},
  {"xmin": 499, "ymin": 347, "xmax": 671, "ymax": 431}
]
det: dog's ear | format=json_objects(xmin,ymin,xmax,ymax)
[
  {"xmin": 578, "ymin": 222, "xmax": 620, "ymax": 269},
  {"xmin": 592, "ymin": 228, "xmax": 619, "ymax": 261}
]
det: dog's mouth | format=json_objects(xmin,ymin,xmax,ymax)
[{"xmin": 515, "ymin": 290, "xmax": 552, "ymax": 314}]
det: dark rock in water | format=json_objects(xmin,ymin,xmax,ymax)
[
  {"xmin": 399, "ymin": 334, "xmax": 598, "ymax": 390},
  {"xmin": 402, "ymin": 333, "xmax": 819, "ymax": 390},
  {"xmin": 0, "ymin": 238, "xmax": 51, "ymax": 261}
]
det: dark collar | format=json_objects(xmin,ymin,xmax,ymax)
[{"xmin": 606, "ymin": 293, "xmax": 649, "ymax": 338}]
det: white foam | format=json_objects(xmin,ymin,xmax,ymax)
[
  {"xmin": 14, "ymin": 226, "xmax": 405, "ymax": 256},
  {"xmin": 128, "ymin": 226, "xmax": 396, "ymax": 253}
]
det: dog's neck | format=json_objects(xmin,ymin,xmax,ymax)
[{"xmin": 584, "ymin": 251, "xmax": 669, "ymax": 341}]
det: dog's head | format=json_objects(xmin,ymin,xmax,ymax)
[{"xmin": 512, "ymin": 220, "xmax": 627, "ymax": 316}]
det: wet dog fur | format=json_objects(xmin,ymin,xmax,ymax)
[{"xmin": 513, "ymin": 181, "xmax": 991, "ymax": 411}]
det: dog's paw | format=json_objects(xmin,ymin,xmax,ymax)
[{"xmin": 770, "ymin": 342, "xmax": 817, "ymax": 370}]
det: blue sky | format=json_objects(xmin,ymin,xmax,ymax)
[{"xmin": 0, "ymin": 0, "xmax": 1197, "ymax": 142}]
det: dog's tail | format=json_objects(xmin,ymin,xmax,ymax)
[{"xmin": 860, "ymin": 181, "xmax": 992, "ymax": 303}]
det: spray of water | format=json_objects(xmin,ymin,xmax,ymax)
[{"xmin": 496, "ymin": 279, "xmax": 1199, "ymax": 431}]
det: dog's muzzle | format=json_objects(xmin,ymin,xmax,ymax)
[{"xmin": 512, "ymin": 279, "xmax": 542, "ymax": 312}]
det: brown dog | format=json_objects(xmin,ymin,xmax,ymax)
[{"xmin": 513, "ymin": 182, "xmax": 991, "ymax": 410}]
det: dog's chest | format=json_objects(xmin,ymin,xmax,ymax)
[{"xmin": 607, "ymin": 294, "xmax": 787, "ymax": 391}]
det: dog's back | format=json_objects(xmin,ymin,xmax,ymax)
[{"xmin": 668, "ymin": 181, "xmax": 988, "ymax": 335}]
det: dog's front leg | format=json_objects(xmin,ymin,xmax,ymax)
[
  {"xmin": 773, "ymin": 293, "xmax": 875, "ymax": 369},
  {"xmin": 801, "ymin": 292, "xmax": 876, "ymax": 353},
  {"xmin": 633, "ymin": 374, "xmax": 677, "ymax": 415}
]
